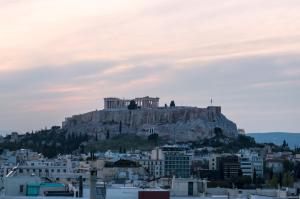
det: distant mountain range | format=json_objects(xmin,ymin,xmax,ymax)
[{"xmin": 248, "ymin": 132, "xmax": 300, "ymax": 148}]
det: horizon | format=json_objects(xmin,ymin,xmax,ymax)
[{"xmin": 0, "ymin": 0, "xmax": 299, "ymax": 133}]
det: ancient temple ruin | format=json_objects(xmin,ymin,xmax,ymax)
[{"xmin": 104, "ymin": 96, "xmax": 159, "ymax": 109}]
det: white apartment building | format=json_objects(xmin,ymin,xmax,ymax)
[
  {"xmin": 2, "ymin": 156, "xmax": 89, "ymax": 183},
  {"xmin": 16, "ymin": 149, "xmax": 43, "ymax": 164},
  {"xmin": 238, "ymin": 149, "xmax": 264, "ymax": 179},
  {"xmin": 139, "ymin": 148, "xmax": 165, "ymax": 179},
  {"xmin": 139, "ymin": 159, "xmax": 164, "ymax": 179}
]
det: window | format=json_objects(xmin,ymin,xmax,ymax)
[
  {"xmin": 19, "ymin": 169, "xmax": 23, "ymax": 173},
  {"xmin": 19, "ymin": 185, "xmax": 24, "ymax": 193}
]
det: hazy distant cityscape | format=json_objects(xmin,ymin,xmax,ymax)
[{"xmin": 0, "ymin": 98, "xmax": 299, "ymax": 199}]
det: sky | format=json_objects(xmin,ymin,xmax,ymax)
[{"xmin": 0, "ymin": 0, "xmax": 299, "ymax": 134}]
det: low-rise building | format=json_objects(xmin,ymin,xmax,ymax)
[
  {"xmin": 139, "ymin": 159, "xmax": 164, "ymax": 179},
  {"xmin": 170, "ymin": 177, "xmax": 207, "ymax": 197},
  {"xmin": 139, "ymin": 145, "xmax": 192, "ymax": 179},
  {"xmin": 3, "ymin": 157, "xmax": 79, "ymax": 182},
  {"xmin": 266, "ymin": 159, "xmax": 284, "ymax": 173}
]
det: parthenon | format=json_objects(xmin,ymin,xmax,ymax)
[{"xmin": 104, "ymin": 96, "xmax": 159, "ymax": 109}]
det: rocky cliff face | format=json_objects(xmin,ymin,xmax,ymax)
[{"xmin": 62, "ymin": 106, "xmax": 238, "ymax": 142}]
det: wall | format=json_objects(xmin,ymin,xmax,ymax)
[
  {"xmin": 4, "ymin": 175, "xmax": 41, "ymax": 196},
  {"xmin": 62, "ymin": 106, "xmax": 238, "ymax": 142}
]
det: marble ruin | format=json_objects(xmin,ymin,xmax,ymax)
[{"xmin": 104, "ymin": 96, "xmax": 159, "ymax": 109}]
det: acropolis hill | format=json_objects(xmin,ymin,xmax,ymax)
[{"xmin": 62, "ymin": 97, "xmax": 238, "ymax": 142}]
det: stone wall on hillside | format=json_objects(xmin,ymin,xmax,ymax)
[{"xmin": 62, "ymin": 106, "xmax": 238, "ymax": 142}]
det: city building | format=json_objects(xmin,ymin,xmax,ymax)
[
  {"xmin": 220, "ymin": 155, "xmax": 240, "ymax": 180},
  {"xmin": 3, "ymin": 157, "xmax": 78, "ymax": 182},
  {"xmin": 139, "ymin": 145, "xmax": 192, "ymax": 179},
  {"xmin": 295, "ymin": 154, "xmax": 300, "ymax": 162},
  {"xmin": 266, "ymin": 159, "xmax": 284, "ymax": 173},
  {"xmin": 162, "ymin": 145, "xmax": 192, "ymax": 178},
  {"xmin": 139, "ymin": 159, "xmax": 164, "ymax": 179},
  {"xmin": 170, "ymin": 177, "xmax": 207, "ymax": 197},
  {"xmin": 209, "ymin": 154, "xmax": 222, "ymax": 171},
  {"xmin": 238, "ymin": 149, "xmax": 264, "ymax": 179},
  {"xmin": 4, "ymin": 170, "xmax": 72, "ymax": 197},
  {"xmin": 209, "ymin": 153, "xmax": 234, "ymax": 171},
  {"xmin": 101, "ymin": 159, "xmax": 147, "ymax": 183},
  {"xmin": 139, "ymin": 148, "xmax": 165, "ymax": 179},
  {"xmin": 16, "ymin": 149, "xmax": 42, "ymax": 164}
]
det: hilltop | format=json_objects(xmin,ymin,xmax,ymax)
[
  {"xmin": 62, "ymin": 106, "xmax": 238, "ymax": 142},
  {"xmin": 0, "ymin": 98, "xmax": 242, "ymax": 157}
]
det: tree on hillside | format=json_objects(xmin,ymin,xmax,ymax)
[
  {"xmin": 282, "ymin": 140, "xmax": 289, "ymax": 149},
  {"xmin": 214, "ymin": 127, "xmax": 223, "ymax": 137},
  {"xmin": 148, "ymin": 133, "xmax": 159, "ymax": 145},
  {"xmin": 283, "ymin": 172, "xmax": 294, "ymax": 187},
  {"xmin": 128, "ymin": 100, "xmax": 138, "ymax": 110},
  {"xmin": 238, "ymin": 168, "xmax": 243, "ymax": 177},
  {"xmin": 119, "ymin": 121, "xmax": 122, "ymax": 134},
  {"xmin": 283, "ymin": 160, "xmax": 294, "ymax": 172},
  {"xmin": 253, "ymin": 168, "xmax": 257, "ymax": 186},
  {"xmin": 268, "ymin": 176, "xmax": 278, "ymax": 188},
  {"xmin": 170, "ymin": 100, "xmax": 175, "ymax": 107},
  {"xmin": 279, "ymin": 172, "xmax": 283, "ymax": 188},
  {"xmin": 235, "ymin": 176, "xmax": 252, "ymax": 189},
  {"xmin": 106, "ymin": 130, "xmax": 110, "ymax": 140}
]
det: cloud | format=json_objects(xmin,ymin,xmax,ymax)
[
  {"xmin": 251, "ymin": 80, "xmax": 300, "ymax": 89},
  {"xmin": 0, "ymin": 0, "xmax": 300, "ymax": 133}
]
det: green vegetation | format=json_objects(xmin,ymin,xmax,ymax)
[
  {"xmin": 87, "ymin": 134, "xmax": 167, "ymax": 152},
  {"xmin": 192, "ymin": 128, "xmax": 263, "ymax": 153},
  {"xmin": 268, "ymin": 176, "xmax": 279, "ymax": 188},
  {"xmin": 148, "ymin": 133, "xmax": 159, "ymax": 145},
  {"xmin": 170, "ymin": 100, "xmax": 175, "ymax": 107},
  {"xmin": 265, "ymin": 159, "xmax": 296, "ymax": 188},
  {"xmin": 127, "ymin": 100, "xmax": 138, "ymax": 110},
  {"xmin": 0, "ymin": 126, "xmax": 88, "ymax": 158}
]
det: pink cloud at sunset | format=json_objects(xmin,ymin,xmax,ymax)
[{"xmin": 0, "ymin": 0, "xmax": 299, "ymax": 133}]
